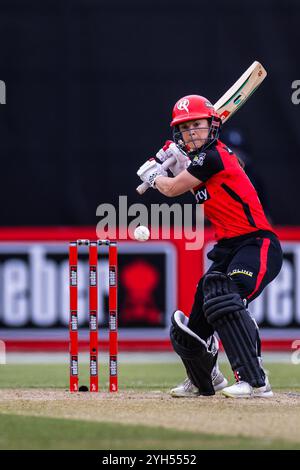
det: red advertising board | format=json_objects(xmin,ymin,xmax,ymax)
[{"xmin": 0, "ymin": 227, "xmax": 299, "ymax": 351}]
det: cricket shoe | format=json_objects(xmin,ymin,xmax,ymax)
[
  {"xmin": 170, "ymin": 369, "xmax": 228, "ymax": 398},
  {"xmin": 212, "ymin": 364, "xmax": 229, "ymax": 392},
  {"xmin": 222, "ymin": 376, "xmax": 273, "ymax": 399}
]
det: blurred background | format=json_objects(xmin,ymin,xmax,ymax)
[{"xmin": 0, "ymin": 0, "xmax": 299, "ymax": 355}]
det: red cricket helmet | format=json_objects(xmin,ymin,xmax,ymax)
[{"xmin": 170, "ymin": 95, "xmax": 219, "ymax": 127}]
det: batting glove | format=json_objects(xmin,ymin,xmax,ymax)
[
  {"xmin": 156, "ymin": 140, "xmax": 190, "ymax": 176},
  {"xmin": 137, "ymin": 159, "xmax": 167, "ymax": 188}
]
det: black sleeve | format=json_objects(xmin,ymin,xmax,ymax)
[{"xmin": 187, "ymin": 148, "xmax": 225, "ymax": 182}]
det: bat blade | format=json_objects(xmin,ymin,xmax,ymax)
[{"xmin": 214, "ymin": 61, "xmax": 267, "ymax": 123}]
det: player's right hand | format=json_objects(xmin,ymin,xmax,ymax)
[{"xmin": 156, "ymin": 141, "xmax": 191, "ymax": 176}]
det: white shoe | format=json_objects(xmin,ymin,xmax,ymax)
[
  {"xmin": 170, "ymin": 370, "xmax": 228, "ymax": 398},
  {"xmin": 170, "ymin": 378, "xmax": 200, "ymax": 397},
  {"xmin": 222, "ymin": 376, "xmax": 273, "ymax": 398},
  {"xmin": 212, "ymin": 366, "xmax": 229, "ymax": 392}
]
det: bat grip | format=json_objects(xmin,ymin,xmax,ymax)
[{"xmin": 136, "ymin": 156, "xmax": 176, "ymax": 195}]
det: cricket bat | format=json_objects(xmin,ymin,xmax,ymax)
[{"xmin": 136, "ymin": 60, "xmax": 267, "ymax": 195}]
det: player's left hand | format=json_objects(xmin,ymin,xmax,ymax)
[{"xmin": 137, "ymin": 159, "xmax": 167, "ymax": 188}]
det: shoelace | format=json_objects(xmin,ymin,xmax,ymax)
[
  {"xmin": 183, "ymin": 379, "xmax": 197, "ymax": 391},
  {"xmin": 183, "ymin": 379, "xmax": 192, "ymax": 390}
]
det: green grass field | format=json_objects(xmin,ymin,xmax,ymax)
[{"xmin": 0, "ymin": 361, "xmax": 300, "ymax": 450}]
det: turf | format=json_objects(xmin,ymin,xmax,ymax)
[
  {"xmin": 0, "ymin": 361, "xmax": 299, "ymax": 450},
  {"xmin": 0, "ymin": 362, "xmax": 299, "ymax": 391},
  {"xmin": 0, "ymin": 413, "xmax": 299, "ymax": 450}
]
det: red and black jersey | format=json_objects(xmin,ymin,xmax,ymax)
[{"xmin": 187, "ymin": 139, "xmax": 274, "ymax": 240}]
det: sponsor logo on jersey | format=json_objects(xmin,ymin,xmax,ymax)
[
  {"xmin": 195, "ymin": 186, "xmax": 210, "ymax": 204},
  {"xmin": 192, "ymin": 152, "xmax": 206, "ymax": 166},
  {"xmin": 228, "ymin": 269, "xmax": 254, "ymax": 278}
]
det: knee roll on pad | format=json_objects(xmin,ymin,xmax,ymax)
[
  {"xmin": 202, "ymin": 272, "xmax": 265, "ymax": 388},
  {"xmin": 203, "ymin": 292, "xmax": 244, "ymax": 325},
  {"xmin": 170, "ymin": 310, "xmax": 218, "ymax": 395}
]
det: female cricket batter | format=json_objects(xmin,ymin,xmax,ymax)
[{"xmin": 137, "ymin": 95, "xmax": 283, "ymax": 398}]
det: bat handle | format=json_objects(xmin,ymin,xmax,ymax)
[
  {"xmin": 136, "ymin": 181, "xmax": 150, "ymax": 195},
  {"xmin": 136, "ymin": 156, "xmax": 176, "ymax": 195}
]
